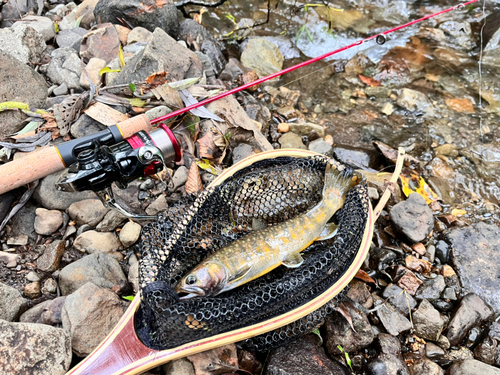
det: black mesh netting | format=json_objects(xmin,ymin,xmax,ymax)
[{"xmin": 136, "ymin": 155, "xmax": 369, "ymax": 351}]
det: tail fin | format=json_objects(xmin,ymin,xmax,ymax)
[{"xmin": 322, "ymin": 163, "xmax": 360, "ymax": 198}]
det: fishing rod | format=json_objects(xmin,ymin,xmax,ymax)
[{"xmin": 0, "ymin": 0, "xmax": 478, "ymax": 198}]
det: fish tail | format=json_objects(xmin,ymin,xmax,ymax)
[{"xmin": 323, "ymin": 162, "xmax": 360, "ymax": 198}]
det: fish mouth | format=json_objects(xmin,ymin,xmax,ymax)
[{"xmin": 176, "ymin": 285, "xmax": 206, "ymax": 300}]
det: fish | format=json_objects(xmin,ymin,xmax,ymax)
[{"xmin": 174, "ymin": 163, "xmax": 360, "ymax": 299}]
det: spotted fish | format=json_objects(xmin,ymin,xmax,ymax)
[{"xmin": 174, "ymin": 163, "xmax": 360, "ymax": 299}]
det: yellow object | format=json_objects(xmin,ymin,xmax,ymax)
[{"xmin": 400, "ymin": 170, "xmax": 439, "ymax": 204}]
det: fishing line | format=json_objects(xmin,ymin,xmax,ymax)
[
  {"xmin": 478, "ymin": 0, "xmax": 486, "ymax": 139},
  {"xmin": 155, "ymin": 0, "xmax": 479, "ymax": 135}
]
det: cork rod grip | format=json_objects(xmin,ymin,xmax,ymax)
[
  {"xmin": 0, "ymin": 146, "xmax": 65, "ymax": 195},
  {"xmin": 117, "ymin": 114, "xmax": 152, "ymax": 138}
]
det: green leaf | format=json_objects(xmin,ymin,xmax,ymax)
[
  {"xmin": 118, "ymin": 45, "xmax": 125, "ymax": 68},
  {"xmin": 305, "ymin": 26, "xmax": 314, "ymax": 43},
  {"xmin": 225, "ymin": 13, "xmax": 236, "ymax": 23},
  {"xmin": 9, "ymin": 121, "xmax": 40, "ymax": 137},
  {"xmin": 123, "ymin": 98, "xmax": 147, "ymax": 107},
  {"xmin": 122, "ymin": 295, "xmax": 135, "ymax": 301},
  {"xmin": 129, "ymin": 83, "xmax": 136, "ymax": 92},
  {"xmin": 196, "ymin": 159, "xmax": 221, "ymax": 176},
  {"xmin": 99, "ymin": 67, "xmax": 121, "ymax": 76},
  {"xmin": 74, "ymin": 15, "xmax": 84, "ymax": 28},
  {"xmin": 296, "ymin": 24, "xmax": 307, "ymax": 44}
]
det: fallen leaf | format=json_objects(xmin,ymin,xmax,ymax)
[
  {"xmin": 451, "ymin": 208, "xmax": 467, "ymax": 216},
  {"xmin": 151, "ymin": 83, "xmax": 184, "ymax": 110},
  {"xmin": 188, "ymin": 344, "xmax": 239, "ymax": 375},
  {"xmin": 359, "ymin": 75, "xmax": 381, "ymax": 87},
  {"xmin": 84, "ymin": 102, "xmax": 129, "ymax": 125},
  {"xmin": 354, "ymin": 269, "xmax": 376, "ymax": 285},
  {"xmin": 336, "ymin": 302, "xmax": 357, "ymax": 333},
  {"xmin": 99, "ymin": 66, "xmax": 121, "ymax": 76},
  {"xmin": 445, "ymin": 98, "xmax": 474, "ymax": 113},
  {"xmin": 145, "ymin": 71, "xmax": 169, "ymax": 88},
  {"xmin": 118, "ymin": 44, "xmax": 125, "ymax": 68},
  {"xmin": 400, "ymin": 169, "xmax": 440, "ymax": 204},
  {"xmin": 196, "ymin": 159, "xmax": 221, "ymax": 175},
  {"xmin": 185, "ymin": 162, "xmax": 203, "ymax": 194},
  {"xmin": 197, "ymin": 131, "xmax": 218, "ymax": 159}
]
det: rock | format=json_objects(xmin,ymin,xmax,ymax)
[
  {"xmin": 26, "ymin": 272, "xmax": 40, "ymax": 282},
  {"xmin": 347, "ymin": 279, "xmax": 373, "ymax": 309},
  {"xmin": 241, "ymin": 39, "xmax": 283, "ymax": 83},
  {"xmin": 405, "ymin": 255, "xmax": 431, "ymax": 274},
  {"xmin": 324, "ymin": 302, "xmax": 374, "ymax": 355},
  {"xmin": 187, "ymin": 344, "xmax": 238, "ymax": 375},
  {"xmin": 109, "ymin": 28, "xmax": 202, "ymax": 86},
  {"xmin": 397, "ymin": 88, "xmax": 433, "ymax": 114},
  {"xmin": 447, "ymin": 294, "xmax": 494, "ymax": 346},
  {"xmin": 382, "ymin": 284, "xmax": 417, "ymax": 317},
  {"xmin": 408, "ymin": 358, "xmax": 444, "ymax": 375},
  {"xmin": 33, "ymin": 171, "xmax": 96, "ymax": 210},
  {"xmin": 94, "ymin": 0, "xmax": 179, "ymax": 37},
  {"xmin": 20, "ymin": 297, "xmax": 65, "ymax": 325},
  {"xmin": 119, "ymin": 221, "xmax": 142, "ymax": 248},
  {"xmin": 430, "ymin": 157, "xmax": 455, "ymax": 179},
  {"xmin": 74, "ymin": 0, "xmax": 99, "ymax": 29},
  {"xmin": 42, "ymin": 278, "xmax": 58, "ymax": 294},
  {"xmin": 233, "ymin": 144, "xmax": 255, "ymax": 164},
  {"xmin": 448, "ymin": 223, "xmax": 500, "ymax": 310},
  {"xmin": 0, "ymin": 23, "xmax": 46, "ymax": 64},
  {"xmin": 435, "ymin": 240, "xmax": 450, "ymax": 264},
  {"xmin": 9, "ymin": 202, "xmax": 37, "ymax": 241},
  {"xmin": 14, "ymin": 16, "xmax": 55, "ymax": 42},
  {"xmin": 447, "ymin": 359, "xmax": 500, "ymax": 375},
  {"xmin": 73, "ymin": 230, "xmax": 122, "ymax": 256},
  {"xmin": 68, "ymin": 199, "xmax": 109, "ymax": 227},
  {"xmin": 461, "ymin": 143, "xmax": 500, "ymax": 183},
  {"xmin": 80, "ymin": 23, "xmax": 121, "ymax": 64},
  {"xmin": 266, "ymin": 334, "xmax": 350, "ymax": 375},
  {"xmin": 0, "ymin": 52, "xmax": 48, "ymax": 139},
  {"xmin": 7, "ymin": 235, "xmax": 29, "ymax": 246},
  {"xmin": 0, "ymin": 283, "xmax": 28, "ymax": 321},
  {"xmin": 373, "ymin": 295, "xmax": 412, "ymax": 336},
  {"xmin": 0, "ymin": 320, "xmax": 72, "ymax": 374},
  {"xmin": 278, "ymin": 123, "xmax": 290, "ymax": 133},
  {"xmin": 390, "ymin": 193, "xmax": 434, "ymax": 243},
  {"xmin": 127, "ymin": 26, "xmax": 152, "ymax": 45},
  {"xmin": 163, "ymin": 358, "xmax": 195, "ymax": 375},
  {"xmin": 37, "ymin": 240, "xmax": 66, "ymax": 272},
  {"xmin": 415, "ymin": 275, "xmax": 446, "ymax": 301},
  {"xmin": 96, "ymin": 210, "xmax": 127, "ymax": 232},
  {"xmin": 220, "ymin": 58, "xmax": 247, "ymax": 82},
  {"xmin": 56, "ymin": 28, "xmax": 88, "ymax": 51},
  {"xmin": 474, "ymin": 336, "xmax": 497, "ymax": 365},
  {"xmin": 24, "ymin": 282, "xmax": 41, "ymax": 299},
  {"xmin": 80, "ymin": 57, "xmax": 106, "ymax": 89},
  {"xmin": 0, "ymin": 251, "xmax": 19, "ymax": 268},
  {"xmin": 46, "ymin": 47, "xmax": 83, "ymax": 90},
  {"xmin": 439, "ymin": 21, "xmax": 475, "ymax": 50},
  {"xmin": 34, "ymin": 208, "xmax": 63, "ymax": 235},
  {"xmin": 308, "ymin": 138, "xmax": 333, "ymax": 156},
  {"xmin": 53, "ymin": 83, "xmax": 68, "ymax": 96},
  {"xmin": 58, "ymin": 7, "xmax": 78, "ymax": 30},
  {"xmin": 395, "ymin": 266, "xmax": 423, "ymax": 295},
  {"xmin": 381, "ymin": 102, "xmax": 394, "ymax": 115},
  {"xmin": 332, "ymin": 145, "xmax": 379, "ymax": 170},
  {"xmin": 58, "ymin": 252, "xmax": 128, "ymax": 295},
  {"xmin": 288, "ymin": 122, "xmax": 325, "ymax": 137},
  {"xmin": 179, "ymin": 19, "xmax": 227, "ymax": 75},
  {"xmin": 128, "ymin": 255, "xmax": 139, "ymax": 293},
  {"xmin": 145, "ymin": 195, "xmax": 168, "ymax": 216},
  {"xmin": 62, "ymin": 282, "xmax": 127, "ymax": 356},
  {"xmin": 413, "ymin": 299, "xmax": 446, "ymax": 341},
  {"xmin": 279, "ymin": 132, "xmax": 306, "ymax": 149},
  {"xmin": 427, "ymin": 342, "xmax": 446, "ymax": 358},
  {"xmin": 172, "ymin": 166, "xmax": 189, "ymax": 191},
  {"xmin": 368, "ymin": 334, "xmax": 409, "ymax": 375},
  {"xmin": 145, "ymin": 105, "xmax": 172, "ymax": 121}
]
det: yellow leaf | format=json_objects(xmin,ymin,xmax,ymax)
[
  {"xmin": 118, "ymin": 45, "xmax": 125, "ymax": 68},
  {"xmin": 123, "ymin": 98, "xmax": 147, "ymax": 107},
  {"xmin": 451, "ymin": 208, "xmax": 467, "ymax": 216},
  {"xmin": 0, "ymin": 101, "xmax": 47, "ymax": 117},
  {"xmin": 400, "ymin": 169, "xmax": 440, "ymax": 204},
  {"xmin": 99, "ymin": 67, "xmax": 121, "ymax": 76},
  {"xmin": 195, "ymin": 159, "xmax": 221, "ymax": 176},
  {"xmin": 54, "ymin": 23, "xmax": 60, "ymax": 33}
]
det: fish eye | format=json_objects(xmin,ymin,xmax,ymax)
[{"xmin": 186, "ymin": 275, "xmax": 197, "ymax": 285}]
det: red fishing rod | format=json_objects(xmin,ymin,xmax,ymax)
[{"xmin": 0, "ymin": 0, "xmax": 478, "ymax": 196}]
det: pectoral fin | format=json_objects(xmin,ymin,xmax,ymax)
[
  {"xmin": 282, "ymin": 252, "xmax": 304, "ymax": 268},
  {"xmin": 315, "ymin": 223, "xmax": 338, "ymax": 241},
  {"xmin": 228, "ymin": 265, "xmax": 252, "ymax": 284}
]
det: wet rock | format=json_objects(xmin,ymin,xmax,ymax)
[
  {"xmin": 382, "ymin": 284, "xmax": 417, "ymax": 317},
  {"xmin": 288, "ymin": 122, "xmax": 325, "ymax": 137},
  {"xmin": 20, "ymin": 296, "xmax": 65, "ymax": 325},
  {"xmin": 405, "ymin": 255, "xmax": 431, "ymax": 274},
  {"xmin": 429, "ymin": 157, "xmax": 455, "ymax": 179},
  {"xmin": 68, "ymin": 199, "xmax": 109, "ymax": 227},
  {"xmin": 368, "ymin": 334, "xmax": 409, "ymax": 375},
  {"xmin": 448, "ymin": 223, "xmax": 500, "ymax": 310},
  {"xmin": 80, "ymin": 23, "xmax": 121, "ymax": 64},
  {"xmin": 163, "ymin": 358, "xmax": 195, "ymax": 375},
  {"xmin": 46, "ymin": 47, "xmax": 83, "ymax": 90},
  {"xmin": 446, "ymin": 294, "xmax": 494, "ymax": 346},
  {"xmin": 332, "ymin": 145, "xmax": 379, "ymax": 170},
  {"xmin": 347, "ymin": 279, "xmax": 373, "ymax": 309},
  {"xmin": 73, "ymin": 230, "xmax": 122, "ymax": 257},
  {"xmin": 373, "ymin": 295, "xmax": 412, "ymax": 336},
  {"xmin": 447, "ymin": 359, "xmax": 500, "ymax": 375},
  {"xmin": 435, "ymin": 144, "xmax": 458, "ymax": 157},
  {"xmin": 241, "ymin": 39, "xmax": 283, "ymax": 83},
  {"xmin": 308, "ymin": 138, "xmax": 333, "ymax": 156},
  {"xmin": 119, "ymin": 221, "xmax": 142, "ymax": 248},
  {"xmin": 34, "ymin": 208, "xmax": 63, "ymax": 235},
  {"xmin": 56, "ymin": 28, "xmax": 88, "ymax": 51},
  {"xmin": 0, "ymin": 52, "xmax": 48, "ymax": 139},
  {"xmin": 426, "ymin": 342, "xmax": 446, "ymax": 359},
  {"xmin": 397, "ymin": 88, "xmax": 433, "ymax": 115},
  {"xmin": 94, "ymin": 0, "xmax": 179, "ymax": 38},
  {"xmin": 390, "ymin": 193, "xmax": 433, "ymax": 243},
  {"xmin": 415, "ymin": 275, "xmax": 446, "ymax": 301},
  {"xmin": 80, "ymin": 57, "xmax": 106, "ymax": 89},
  {"xmin": 96, "ymin": 210, "xmax": 127, "ymax": 232},
  {"xmin": 0, "ymin": 283, "xmax": 28, "ymax": 321},
  {"xmin": 279, "ymin": 132, "xmax": 306, "ymax": 149},
  {"xmin": 42, "ymin": 278, "xmax": 58, "ymax": 294},
  {"xmin": 233, "ymin": 144, "xmax": 255, "ymax": 164},
  {"xmin": 109, "ymin": 28, "xmax": 202, "ymax": 86},
  {"xmin": 37, "ymin": 240, "xmax": 66, "ymax": 273},
  {"xmin": 179, "ymin": 19, "xmax": 227, "ymax": 75},
  {"xmin": 59, "ymin": 252, "xmax": 128, "ymax": 295},
  {"xmin": 439, "ymin": 21, "xmax": 475, "ymax": 50},
  {"xmin": 0, "ymin": 320, "xmax": 72, "ymax": 374},
  {"xmin": 9, "ymin": 202, "xmax": 37, "ymax": 242},
  {"xmin": 325, "ymin": 302, "xmax": 374, "ymax": 354},
  {"xmin": 14, "ymin": 16, "xmax": 55, "ymax": 42},
  {"xmin": 24, "ymin": 282, "xmax": 41, "ymax": 299},
  {"xmin": 266, "ymin": 334, "xmax": 350, "ymax": 375},
  {"xmin": 413, "ymin": 299, "xmax": 446, "ymax": 341},
  {"xmin": 62, "ymin": 282, "xmax": 127, "ymax": 357},
  {"xmin": 435, "ymin": 240, "xmax": 450, "ymax": 264},
  {"xmin": 74, "ymin": 0, "xmax": 99, "ymax": 29},
  {"xmin": 0, "ymin": 23, "xmax": 46, "ymax": 64},
  {"xmin": 396, "ymin": 267, "xmax": 423, "ymax": 295},
  {"xmin": 370, "ymin": 247, "xmax": 397, "ymax": 272},
  {"xmin": 461, "ymin": 143, "xmax": 500, "ymax": 183},
  {"xmin": 408, "ymin": 358, "xmax": 444, "ymax": 375},
  {"xmin": 474, "ymin": 336, "xmax": 497, "ymax": 365}
]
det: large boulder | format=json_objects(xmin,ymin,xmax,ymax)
[{"xmin": 0, "ymin": 23, "xmax": 46, "ymax": 64}]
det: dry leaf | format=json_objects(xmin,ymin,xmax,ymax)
[
  {"xmin": 359, "ymin": 75, "xmax": 382, "ymax": 87},
  {"xmin": 187, "ymin": 344, "xmax": 239, "ymax": 375},
  {"xmin": 197, "ymin": 131, "xmax": 218, "ymax": 159},
  {"xmin": 185, "ymin": 162, "xmax": 203, "ymax": 194},
  {"xmin": 336, "ymin": 302, "xmax": 357, "ymax": 333},
  {"xmin": 354, "ymin": 269, "xmax": 376, "ymax": 285},
  {"xmin": 85, "ymin": 102, "xmax": 129, "ymax": 125},
  {"xmin": 400, "ymin": 169, "xmax": 440, "ymax": 204},
  {"xmin": 151, "ymin": 83, "xmax": 183, "ymax": 110},
  {"xmin": 145, "ymin": 72, "xmax": 169, "ymax": 89}
]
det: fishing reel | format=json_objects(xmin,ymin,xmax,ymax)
[{"xmin": 56, "ymin": 123, "xmax": 181, "ymax": 219}]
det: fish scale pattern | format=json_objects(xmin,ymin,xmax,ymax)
[{"xmin": 137, "ymin": 156, "xmax": 369, "ymax": 351}]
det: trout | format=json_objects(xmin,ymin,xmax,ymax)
[{"xmin": 175, "ymin": 163, "xmax": 360, "ymax": 299}]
